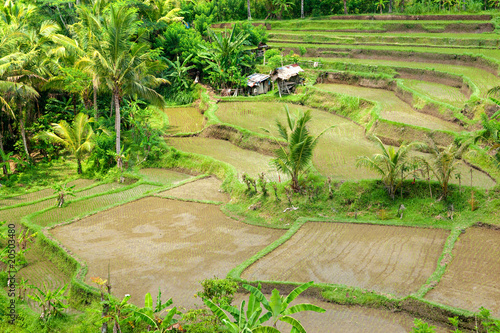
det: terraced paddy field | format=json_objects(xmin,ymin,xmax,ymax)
[
  {"xmin": 426, "ymin": 227, "xmax": 500, "ymax": 317},
  {"xmin": 17, "ymin": 242, "xmax": 71, "ymax": 292},
  {"xmin": 31, "ymin": 184, "xmax": 159, "ymax": 227},
  {"xmin": 50, "ymin": 197, "xmax": 283, "ymax": 308},
  {"xmin": 401, "ymin": 79, "xmax": 469, "ymax": 108},
  {"xmin": 268, "ymin": 31, "xmax": 500, "ymax": 48},
  {"xmin": 1, "ymin": 182, "xmax": 130, "ymax": 225},
  {"xmin": 216, "ymin": 102, "xmax": 380, "ymax": 180},
  {"xmin": 231, "ymin": 295, "xmax": 449, "ymax": 333},
  {"xmin": 158, "ymin": 176, "xmax": 229, "ymax": 202},
  {"xmin": 242, "ymin": 222, "xmax": 448, "ymax": 297},
  {"xmin": 138, "ymin": 168, "xmax": 192, "ymax": 185},
  {"xmin": 0, "ymin": 178, "xmax": 94, "ymax": 208},
  {"xmin": 315, "ymin": 83, "xmax": 461, "ymax": 131},
  {"xmin": 163, "ymin": 107, "xmax": 204, "ymax": 134},
  {"xmin": 168, "ymin": 137, "xmax": 280, "ymax": 179},
  {"xmin": 310, "ymin": 58, "xmax": 500, "ymax": 96}
]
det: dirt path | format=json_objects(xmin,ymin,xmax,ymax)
[
  {"xmin": 50, "ymin": 197, "xmax": 283, "ymax": 308},
  {"xmin": 242, "ymin": 222, "xmax": 448, "ymax": 297},
  {"xmin": 158, "ymin": 177, "xmax": 229, "ymax": 202},
  {"xmin": 426, "ymin": 227, "xmax": 500, "ymax": 317}
]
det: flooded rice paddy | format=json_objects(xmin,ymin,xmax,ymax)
[
  {"xmin": 50, "ymin": 197, "xmax": 283, "ymax": 308},
  {"xmin": 158, "ymin": 176, "xmax": 229, "ymax": 202},
  {"xmin": 426, "ymin": 227, "xmax": 500, "ymax": 317},
  {"xmin": 242, "ymin": 222, "xmax": 448, "ymax": 297},
  {"xmin": 138, "ymin": 168, "xmax": 192, "ymax": 185}
]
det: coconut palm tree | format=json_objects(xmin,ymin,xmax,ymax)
[
  {"xmin": 78, "ymin": 5, "xmax": 167, "ymax": 169},
  {"xmin": 247, "ymin": 0, "xmax": 252, "ymax": 20},
  {"xmin": 264, "ymin": 105, "xmax": 332, "ymax": 192},
  {"xmin": 427, "ymin": 139, "xmax": 470, "ymax": 199},
  {"xmin": 356, "ymin": 136, "xmax": 425, "ymax": 199},
  {"xmin": 36, "ymin": 113, "xmax": 95, "ymax": 174}
]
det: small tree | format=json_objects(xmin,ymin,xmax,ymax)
[
  {"xmin": 356, "ymin": 136, "xmax": 424, "ymax": 200},
  {"xmin": 28, "ymin": 283, "xmax": 68, "ymax": 320},
  {"xmin": 53, "ymin": 183, "xmax": 76, "ymax": 208},
  {"xmin": 427, "ymin": 139, "xmax": 469, "ymax": 200},
  {"xmin": 263, "ymin": 105, "xmax": 332, "ymax": 193},
  {"xmin": 35, "ymin": 113, "xmax": 95, "ymax": 174}
]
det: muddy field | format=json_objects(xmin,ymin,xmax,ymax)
[
  {"xmin": 158, "ymin": 177, "xmax": 229, "ymax": 202},
  {"xmin": 50, "ymin": 197, "xmax": 283, "ymax": 308},
  {"xmin": 216, "ymin": 102, "xmax": 380, "ymax": 180},
  {"xmin": 163, "ymin": 107, "xmax": 204, "ymax": 134},
  {"xmin": 426, "ymin": 227, "xmax": 500, "ymax": 317},
  {"xmin": 242, "ymin": 222, "xmax": 448, "ymax": 297}
]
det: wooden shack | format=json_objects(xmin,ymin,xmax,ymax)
[
  {"xmin": 246, "ymin": 73, "xmax": 271, "ymax": 96},
  {"xmin": 271, "ymin": 64, "xmax": 304, "ymax": 97}
]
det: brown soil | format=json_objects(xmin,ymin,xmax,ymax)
[
  {"xmin": 425, "ymin": 227, "xmax": 500, "ymax": 317},
  {"xmin": 231, "ymin": 294, "xmax": 449, "ymax": 333},
  {"xmin": 242, "ymin": 222, "xmax": 448, "ymax": 297},
  {"xmin": 138, "ymin": 168, "xmax": 192, "ymax": 185},
  {"xmin": 158, "ymin": 177, "xmax": 229, "ymax": 203},
  {"xmin": 50, "ymin": 197, "xmax": 283, "ymax": 308}
]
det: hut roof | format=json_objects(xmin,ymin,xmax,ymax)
[
  {"xmin": 247, "ymin": 73, "xmax": 271, "ymax": 87},
  {"xmin": 273, "ymin": 64, "xmax": 304, "ymax": 81}
]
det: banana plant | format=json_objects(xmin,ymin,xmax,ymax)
[
  {"xmin": 28, "ymin": 283, "xmax": 68, "ymax": 320},
  {"xmin": 131, "ymin": 290, "xmax": 180, "ymax": 333},
  {"xmin": 52, "ymin": 183, "xmax": 76, "ymax": 208},
  {"xmin": 204, "ymin": 281, "xmax": 325, "ymax": 332}
]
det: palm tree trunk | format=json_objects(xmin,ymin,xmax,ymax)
[
  {"xmin": 77, "ymin": 158, "xmax": 82, "ymax": 174},
  {"xmin": 247, "ymin": 0, "xmax": 251, "ymax": 19},
  {"xmin": 301, "ymin": 0, "xmax": 304, "ymax": 18},
  {"xmin": 93, "ymin": 78, "xmax": 99, "ymax": 120},
  {"xmin": 343, "ymin": 0, "xmax": 348, "ymax": 14},
  {"xmin": 19, "ymin": 118, "xmax": 31, "ymax": 162},
  {"xmin": 0, "ymin": 131, "xmax": 8, "ymax": 176},
  {"xmin": 114, "ymin": 92, "xmax": 122, "ymax": 169},
  {"xmin": 388, "ymin": 0, "xmax": 392, "ymax": 12}
]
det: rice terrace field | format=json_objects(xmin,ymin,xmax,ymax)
[{"xmin": 2, "ymin": 7, "xmax": 500, "ymax": 333}]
